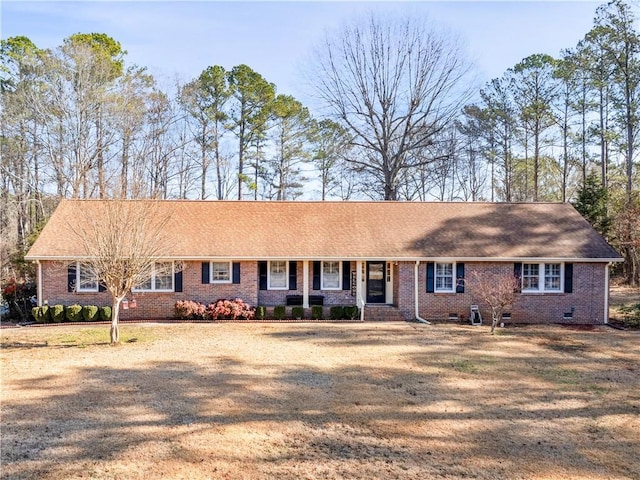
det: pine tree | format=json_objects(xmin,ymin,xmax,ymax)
[{"xmin": 573, "ymin": 172, "xmax": 611, "ymax": 237}]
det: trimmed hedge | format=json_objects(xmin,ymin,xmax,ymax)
[
  {"xmin": 32, "ymin": 306, "xmax": 51, "ymax": 323},
  {"xmin": 330, "ymin": 306, "xmax": 345, "ymax": 320},
  {"xmin": 51, "ymin": 304, "xmax": 65, "ymax": 323},
  {"xmin": 273, "ymin": 305, "xmax": 286, "ymax": 320},
  {"xmin": 344, "ymin": 305, "xmax": 359, "ymax": 320},
  {"xmin": 255, "ymin": 306, "xmax": 266, "ymax": 320},
  {"xmin": 82, "ymin": 305, "xmax": 99, "ymax": 322},
  {"xmin": 311, "ymin": 305, "xmax": 323, "ymax": 320},
  {"xmin": 65, "ymin": 304, "xmax": 83, "ymax": 322},
  {"xmin": 99, "ymin": 306, "xmax": 112, "ymax": 321},
  {"xmin": 291, "ymin": 306, "xmax": 304, "ymax": 319}
]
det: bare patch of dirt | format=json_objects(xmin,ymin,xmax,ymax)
[{"xmin": 1, "ymin": 322, "xmax": 639, "ymax": 479}]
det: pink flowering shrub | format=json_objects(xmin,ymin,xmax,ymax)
[
  {"xmin": 175, "ymin": 300, "xmax": 206, "ymax": 319},
  {"xmin": 206, "ymin": 298, "xmax": 255, "ymax": 320},
  {"xmin": 175, "ymin": 299, "xmax": 254, "ymax": 320}
]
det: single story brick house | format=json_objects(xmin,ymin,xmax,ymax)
[{"xmin": 25, "ymin": 200, "xmax": 622, "ymax": 324}]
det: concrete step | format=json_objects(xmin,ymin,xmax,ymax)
[{"xmin": 364, "ymin": 305, "xmax": 406, "ymax": 322}]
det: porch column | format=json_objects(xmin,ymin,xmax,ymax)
[
  {"xmin": 303, "ymin": 260, "xmax": 309, "ymax": 308},
  {"xmin": 356, "ymin": 260, "xmax": 364, "ymax": 306}
]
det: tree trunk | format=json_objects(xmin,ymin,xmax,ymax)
[{"xmin": 110, "ymin": 297, "xmax": 122, "ymax": 344}]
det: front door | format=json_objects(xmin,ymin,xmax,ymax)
[{"xmin": 366, "ymin": 261, "xmax": 386, "ymax": 303}]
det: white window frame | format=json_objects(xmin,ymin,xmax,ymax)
[
  {"xmin": 321, "ymin": 261, "xmax": 342, "ymax": 290},
  {"xmin": 522, "ymin": 263, "xmax": 540, "ymax": 291},
  {"xmin": 522, "ymin": 262, "xmax": 563, "ymax": 293},
  {"xmin": 133, "ymin": 261, "xmax": 174, "ymax": 292},
  {"xmin": 77, "ymin": 262, "xmax": 99, "ymax": 292},
  {"xmin": 435, "ymin": 262, "xmax": 455, "ymax": 293},
  {"xmin": 268, "ymin": 260, "xmax": 288, "ymax": 290},
  {"xmin": 210, "ymin": 261, "xmax": 232, "ymax": 283}
]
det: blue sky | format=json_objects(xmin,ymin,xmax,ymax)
[{"xmin": 2, "ymin": 1, "xmax": 604, "ymax": 105}]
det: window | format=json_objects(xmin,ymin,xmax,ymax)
[
  {"xmin": 435, "ymin": 263, "xmax": 454, "ymax": 292},
  {"xmin": 322, "ymin": 261, "xmax": 341, "ymax": 290},
  {"xmin": 77, "ymin": 263, "xmax": 98, "ymax": 292},
  {"xmin": 134, "ymin": 262, "xmax": 174, "ymax": 292},
  {"xmin": 522, "ymin": 263, "xmax": 562, "ymax": 293},
  {"xmin": 522, "ymin": 263, "xmax": 540, "ymax": 290},
  {"xmin": 211, "ymin": 262, "xmax": 231, "ymax": 283},
  {"xmin": 545, "ymin": 264, "xmax": 562, "ymax": 291},
  {"xmin": 268, "ymin": 261, "xmax": 288, "ymax": 289}
]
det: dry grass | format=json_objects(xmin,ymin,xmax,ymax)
[
  {"xmin": 610, "ymin": 284, "xmax": 640, "ymax": 312},
  {"xmin": 1, "ymin": 322, "xmax": 639, "ymax": 480}
]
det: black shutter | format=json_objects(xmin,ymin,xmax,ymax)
[
  {"xmin": 201, "ymin": 262, "xmax": 210, "ymax": 284},
  {"xmin": 564, "ymin": 263, "xmax": 573, "ymax": 293},
  {"xmin": 342, "ymin": 261, "xmax": 350, "ymax": 290},
  {"xmin": 258, "ymin": 261, "xmax": 268, "ymax": 290},
  {"xmin": 426, "ymin": 262, "xmax": 434, "ymax": 293},
  {"xmin": 456, "ymin": 263, "xmax": 465, "ymax": 293},
  {"xmin": 68, "ymin": 264, "xmax": 77, "ymax": 292},
  {"xmin": 312, "ymin": 261, "xmax": 321, "ymax": 290},
  {"xmin": 99, "ymin": 282, "xmax": 106, "ymax": 292},
  {"xmin": 174, "ymin": 270, "xmax": 183, "ymax": 292},
  {"xmin": 289, "ymin": 261, "xmax": 297, "ymax": 290},
  {"xmin": 232, "ymin": 262, "xmax": 241, "ymax": 284},
  {"xmin": 514, "ymin": 262, "xmax": 522, "ymax": 293}
]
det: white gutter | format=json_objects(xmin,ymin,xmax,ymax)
[
  {"xmin": 604, "ymin": 263, "xmax": 611, "ymax": 324},
  {"xmin": 415, "ymin": 261, "xmax": 430, "ymax": 324},
  {"xmin": 37, "ymin": 260, "xmax": 43, "ymax": 307}
]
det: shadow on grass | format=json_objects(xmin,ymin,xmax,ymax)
[{"xmin": 1, "ymin": 325, "xmax": 639, "ymax": 479}]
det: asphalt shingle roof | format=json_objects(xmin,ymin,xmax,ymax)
[{"xmin": 25, "ymin": 200, "xmax": 622, "ymax": 261}]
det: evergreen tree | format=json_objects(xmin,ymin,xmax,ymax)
[{"xmin": 573, "ymin": 172, "xmax": 611, "ymax": 237}]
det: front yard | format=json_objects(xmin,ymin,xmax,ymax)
[{"xmin": 1, "ymin": 322, "xmax": 639, "ymax": 479}]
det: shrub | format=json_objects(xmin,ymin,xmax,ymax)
[
  {"xmin": 40, "ymin": 305, "xmax": 51, "ymax": 323},
  {"xmin": 50, "ymin": 304, "xmax": 65, "ymax": 323},
  {"xmin": 291, "ymin": 306, "xmax": 304, "ymax": 319},
  {"xmin": 620, "ymin": 303, "xmax": 640, "ymax": 328},
  {"xmin": 66, "ymin": 304, "xmax": 83, "ymax": 322},
  {"xmin": 82, "ymin": 305, "xmax": 99, "ymax": 322},
  {"xmin": 99, "ymin": 306, "xmax": 112, "ymax": 321},
  {"xmin": 32, "ymin": 305, "xmax": 52, "ymax": 323},
  {"xmin": 175, "ymin": 300, "xmax": 206, "ymax": 319},
  {"xmin": 255, "ymin": 306, "xmax": 266, "ymax": 320},
  {"xmin": 205, "ymin": 298, "xmax": 255, "ymax": 320},
  {"xmin": 273, "ymin": 305, "xmax": 286, "ymax": 320},
  {"xmin": 330, "ymin": 306, "xmax": 345, "ymax": 320},
  {"xmin": 2, "ymin": 278, "xmax": 36, "ymax": 321},
  {"xmin": 344, "ymin": 305, "xmax": 359, "ymax": 320},
  {"xmin": 311, "ymin": 305, "xmax": 323, "ymax": 320}
]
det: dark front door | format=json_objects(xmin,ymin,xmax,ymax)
[{"xmin": 366, "ymin": 261, "xmax": 386, "ymax": 303}]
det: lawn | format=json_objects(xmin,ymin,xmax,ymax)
[{"xmin": 1, "ymin": 322, "xmax": 639, "ymax": 480}]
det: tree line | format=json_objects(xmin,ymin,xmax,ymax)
[{"xmin": 1, "ymin": 0, "xmax": 638, "ymax": 284}]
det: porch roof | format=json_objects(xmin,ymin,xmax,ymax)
[{"xmin": 25, "ymin": 200, "xmax": 622, "ymax": 262}]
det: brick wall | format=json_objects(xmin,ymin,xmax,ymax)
[
  {"xmin": 39, "ymin": 260, "xmax": 609, "ymax": 323},
  {"xmin": 40, "ymin": 260, "xmax": 258, "ymax": 320},
  {"xmin": 257, "ymin": 261, "xmax": 357, "ymax": 306},
  {"xmin": 395, "ymin": 261, "xmax": 608, "ymax": 324}
]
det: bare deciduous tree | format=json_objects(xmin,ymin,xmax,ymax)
[
  {"xmin": 73, "ymin": 201, "xmax": 174, "ymax": 343},
  {"xmin": 307, "ymin": 13, "xmax": 474, "ymax": 200},
  {"xmin": 469, "ymin": 270, "xmax": 520, "ymax": 334}
]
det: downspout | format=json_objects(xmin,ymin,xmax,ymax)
[
  {"xmin": 604, "ymin": 262, "xmax": 610, "ymax": 324},
  {"xmin": 415, "ymin": 261, "xmax": 430, "ymax": 324},
  {"xmin": 37, "ymin": 260, "xmax": 43, "ymax": 307}
]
